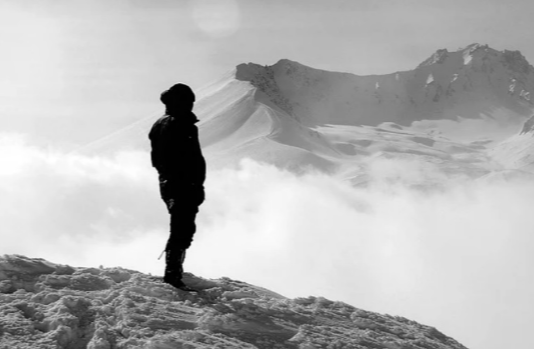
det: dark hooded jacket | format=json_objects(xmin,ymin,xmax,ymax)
[{"xmin": 149, "ymin": 111, "xmax": 206, "ymax": 191}]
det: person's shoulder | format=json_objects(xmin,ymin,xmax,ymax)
[
  {"xmin": 149, "ymin": 115, "xmax": 171, "ymax": 137},
  {"xmin": 157, "ymin": 114, "xmax": 172, "ymax": 124},
  {"xmin": 154, "ymin": 115, "xmax": 175, "ymax": 128}
]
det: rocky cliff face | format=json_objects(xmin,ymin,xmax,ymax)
[
  {"xmin": 234, "ymin": 44, "xmax": 534, "ymax": 127},
  {"xmin": 0, "ymin": 255, "xmax": 467, "ymax": 349}
]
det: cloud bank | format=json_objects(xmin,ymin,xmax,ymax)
[{"xmin": 1, "ymin": 132, "xmax": 533, "ymax": 349}]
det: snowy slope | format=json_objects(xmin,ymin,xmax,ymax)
[
  {"xmin": 0, "ymin": 255, "xmax": 468, "ymax": 349},
  {"xmin": 488, "ymin": 115, "xmax": 534, "ymax": 172}
]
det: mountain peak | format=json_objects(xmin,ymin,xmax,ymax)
[
  {"xmin": 235, "ymin": 59, "xmax": 317, "ymax": 83},
  {"xmin": 417, "ymin": 43, "xmax": 533, "ymax": 75},
  {"xmin": 418, "ymin": 48, "xmax": 449, "ymax": 67},
  {"xmin": 235, "ymin": 61, "xmax": 267, "ymax": 81},
  {"xmin": 462, "ymin": 42, "xmax": 487, "ymax": 52},
  {"xmin": 273, "ymin": 58, "xmax": 301, "ymax": 67},
  {"xmin": 418, "ymin": 43, "xmax": 490, "ymax": 68}
]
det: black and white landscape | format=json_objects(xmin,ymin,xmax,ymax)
[
  {"xmin": 3, "ymin": 43, "xmax": 534, "ymax": 349},
  {"xmin": 1, "ymin": 2, "xmax": 534, "ymax": 349}
]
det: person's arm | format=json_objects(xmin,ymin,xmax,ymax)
[
  {"xmin": 191, "ymin": 125, "xmax": 206, "ymax": 186},
  {"xmin": 148, "ymin": 125, "xmax": 159, "ymax": 170},
  {"xmin": 189, "ymin": 125, "xmax": 206, "ymax": 205}
]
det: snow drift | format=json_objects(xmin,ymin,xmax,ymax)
[{"xmin": 0, "ymin": 255, "xmax": 467, "ymax": 349}]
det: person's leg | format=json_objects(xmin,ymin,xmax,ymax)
[
  {"xmin": 163, "ymin": 204, "xmax": 199, "ymax": 286},
  {"xmin": 171, "ymin": 204, "xmax": 199, "ymax": 250},
  {"xmin": 164, "ymin": 248, "xmax": 186, "ymax": 286}
]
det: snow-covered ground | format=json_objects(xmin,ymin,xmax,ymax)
[{"xmin": 0, "ymin": 255, "xmax": 467, "ymax": 349}]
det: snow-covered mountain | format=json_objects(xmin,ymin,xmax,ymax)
[
  {"xmin": 230, "ymin": 43, "xmax": 533, "ymax": 128},
  {"xmin": 195, "ymin": 44, "xmax": 534, "ymax": 178},
  {"xmin": 0, "ymin": 255, "xmax": 468, "ymax": 349},
  {"xmin": 76, "ymin": 44, "xmax": 534, "ymax": 182}
]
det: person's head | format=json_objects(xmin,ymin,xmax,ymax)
[{"xmin": 160, "ymin": 83, "xmax": 195, "ymax": 114}]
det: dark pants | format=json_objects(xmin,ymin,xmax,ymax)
[
  {"xmin": 166, "ymin": 204, "xmax": 199, "ymax": 251},
  {"xmin": 159, "ymin": 178, "xmax": 202, "ymax": 281}
]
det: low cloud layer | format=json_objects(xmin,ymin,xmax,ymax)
[{"xmin": 1, "ymin": 132, "xmax": 533, "ymax": 349}]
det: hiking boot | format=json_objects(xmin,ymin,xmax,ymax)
[
  {"xmin": 163, "ymin": 276, "xmax": 198, "ymax": 292},
  {"xmin": 164, "ymin": 248, "xmax": 185, "ymax": 280}
]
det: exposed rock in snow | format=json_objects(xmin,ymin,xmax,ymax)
[
  {"xmin": 0, "ymin": 255, "xmax": 467, "ymax": 349},
  {"xmin": 520, "ymin": 114, "xmax": 534, "ymax": 134}
]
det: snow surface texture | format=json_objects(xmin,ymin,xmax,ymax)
[{"xmin": 0, "ymin": 255, "xmax": 467, "ymax": 349}]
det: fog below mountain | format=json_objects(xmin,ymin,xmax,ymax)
[{"xmin": 2, "ymin": 135, "xmax": 534, "ymax": 349}]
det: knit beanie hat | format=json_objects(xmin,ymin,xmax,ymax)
[{"xmin": 160, "ymin": 83, "xmax": 195, "ymax": 106}]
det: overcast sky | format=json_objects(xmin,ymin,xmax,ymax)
[
  {"xmin": 1, "ymin": 2, "xmax": 534, "ymax": 349},
  {"xmin": 1, "ymin": 0, "xmax": 534, "ymax": 146}
]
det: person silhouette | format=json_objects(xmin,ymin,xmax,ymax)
[{"xmin": 148, "ymin": 83, "xmax": 206, "ymax": 291}]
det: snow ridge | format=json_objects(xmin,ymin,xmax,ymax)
[
  {"xmin": 236, "ymin": 61, "xmax": 295, "ymax": 117},
  {"xmin": 0, "ymin": 255, "xmax": 468, "ymax": 349},
  {"xmin": 233, "ymin": 44, "xmax": 534, "ymax": 131}
]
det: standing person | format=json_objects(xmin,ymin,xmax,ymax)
[{"xmin": 149, "ymin": 83, "xmax": 206, "ymax": 291}]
